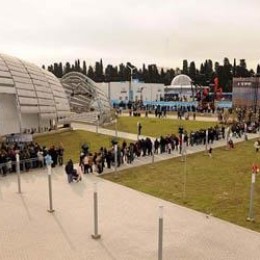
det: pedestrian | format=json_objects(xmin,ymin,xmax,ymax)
[
  {"xmin": 137, "ymin": 122, "xmax": 142, "ymax": 135},
  {"xmin": 65, "ymin": 159, "xmax": 74, "ymax": 183},
  {"xmin": 208, "ymin": 147, "xmax": 213, "ymax": 158},
  {"xmin": 254, "ymin": 139, "xmax": 260, "ymax": 152}
]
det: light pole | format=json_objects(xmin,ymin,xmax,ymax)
[{"xmin": 127, "ymin": 65, "xmax": 135, "ymax": 102}]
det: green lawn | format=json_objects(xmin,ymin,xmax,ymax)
[
  {"xmin": 33, "ymin": 121, "xmax": 260, "ymax": 232},
  {"xmin": 33, "ymin": 130, "xmax": 125, "ymax": 163},
  {"xmin": 106, "ymin": 116, "xmax": 220, "ymax": 137},
  {"xmin": 102, "ymin": 139, "xmax": 260, "ymax": 232}
]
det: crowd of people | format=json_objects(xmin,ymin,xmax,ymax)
[
  {"xmin": 0, "ymin": 142, "xmax": 64, "ymax": 176},
  {"xmin": 0, "ymin": 120, "xmax": 255, "ymax": 181},
  {"xmin": 64, "ymin": 124, "xmax": 233, "ymax": 183}
]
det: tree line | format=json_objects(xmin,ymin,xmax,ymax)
[{"xmin": 43, "ymin": 58, "xmax": 260, "ymax": 92}]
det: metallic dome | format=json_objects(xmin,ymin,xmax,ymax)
[
  {"xmin": 171, "ymin": 74, "xmax": 192, "ymax": 86},
  {"xmin": 0, "ymin": 53, "xmax": 70, "ymax": 135},
  {"xmin": 0, "ymin": 53, "xmax": 70, "ymax": 118}
]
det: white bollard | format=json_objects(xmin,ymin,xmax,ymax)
[
  {"xmin": 16, "ymin": 153, "xmax": 21, "ymax": 194},
  {"xmin": 158, "ymin": 206, "xmax": 164, "ymax": 260},
  {"xmin": 92, "ymin": 183, "xmax": 101, "ymax": 239}
]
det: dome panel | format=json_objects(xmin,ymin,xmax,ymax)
[
  {"xmin": 0, "ymin": 53, "xmax": 71, "ymax": 135},
  {"xmin": 171, "ymin": 74, "xmax": 192, "ymax": 86}
]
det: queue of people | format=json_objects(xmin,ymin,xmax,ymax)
[
  {"xmin": 0, "ymin": 120, "xmax": 254, "ymax": 182},
  {"xmin": 64, "ymin": 124, "xmax": 231, "ymax": 183},
  {"xmin": 0, "ymin": 142, "xmax": 64, "ymax": 177}
]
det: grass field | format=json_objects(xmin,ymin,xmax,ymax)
[
  {"xmin": 106, "ymin": 116, "xmax": 219, "ymax": 137},
  {"xmin": 33, "ymin": 118, "xmax": 260, "ymax": 232},
  {"xmin": 33, "ymin": 130, "xmax": 124, "ymax": 162},
  {"xmin": 102, "ymin": 139, "xmax": 260, "ymax": 232}
]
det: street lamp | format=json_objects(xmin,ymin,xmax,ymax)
[{"xmin": 127, "ymin": 65, "xmax": 135, "ymax": 102}]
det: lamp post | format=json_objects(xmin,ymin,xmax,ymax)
[
  {"xmin": 253, "ymin": 74, "xmax": 259, "ymax": 122},
  {"xmin": 127, "ymin": 65, "xmax": 135, "ymax": 102}
]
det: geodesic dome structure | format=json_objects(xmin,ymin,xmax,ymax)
[
  {"xmin": 60, "ymin": 72, "xmax": 112, "ymax": 124},
  {"xmin": 171, "ymin": 74, "xmax": 192, "ymax": 86},
  {"xmin": 0, "ymin": 53, "xmax": 70, "ymax": 135}
]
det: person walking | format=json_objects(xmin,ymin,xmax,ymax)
[{"xmin": 137, "ymin": 122, "xmax": 142, "ymax": 136}]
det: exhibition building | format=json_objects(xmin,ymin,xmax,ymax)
[{"xmin": 0, "ymin": 54, "xmax": 111, "ymax": 137}]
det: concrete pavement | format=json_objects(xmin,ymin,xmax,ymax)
[
  {"xmin": 1, "ymin": 123, "xmax": 260, "ymax": 259},
  {"xmin": 119, "ymin": 111, "xmax": 219, "ymax": 122}
]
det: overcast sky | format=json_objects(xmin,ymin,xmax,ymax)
[{"xmin": 1, "ymin": 0, "xmax": 260, "ymax": 70}]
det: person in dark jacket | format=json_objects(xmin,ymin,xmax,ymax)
[{"xmin": 65, "ymin": 159, "xmax": 76, "ymax": 183}]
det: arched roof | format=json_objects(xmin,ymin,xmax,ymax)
[
  {"xmin": 60, "ymin": 72, "xmax": 112, "ymax": 123},
  {"xmin": 0, "ymin": 53, "xmax": 70, "ymax": 119},
  {"xmin": 171, "ymin": 74, "xmax": 192, "ymax": 86}
]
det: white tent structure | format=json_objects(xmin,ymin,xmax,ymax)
[
  {"xmin": 0, "ymin": 54, "xmax": 113, "ymax": 137},
  {"xmin": 0, "ymin": 54, "xmax": 70, "ymax": 136},
  {"xmin": 60, "ymin": 72, "xmax": 112, "ymax": 124}
]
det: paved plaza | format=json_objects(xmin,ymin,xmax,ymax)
[{"xmin": 1, "ymin": 125, "xmax": 260, "ymax": 259}]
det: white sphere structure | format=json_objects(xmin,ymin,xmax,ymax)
[{"xmin": 171, "ymin": 74, "xmax": 192, "ymax": 86}]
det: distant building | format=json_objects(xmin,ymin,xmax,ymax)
[
  {"xmin": 232, "ymin": 77, "xmax": 260, "ymax": 110},
  {"xmin": 0, "ymin": 53, "xmax": 70, "ymax": 135},
  {"xmin": 0, "ymin": 54, "xmax": 111, "ymax": 136},
  {"xmin": 164, "ymin": 74, "xmax": 195, "ymax": 101},
  {"xmin": 96, "ymin": 81, "xmax": 164, "ymax": 104}
]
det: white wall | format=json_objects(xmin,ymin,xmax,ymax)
[
  {"xmin": 0, "ymin": 94, "xmax": 52, "ymax": 136},
  {"xmin": 0, "ymin": 94, "xmax": 20, "ymax": 135},
  {"xmin": 21, "ymin": 113, "xmax": 40, "ymax": 131},
  {"xmin": 97, "ymin": 82, "xmax": 165, "ymax": 102}
]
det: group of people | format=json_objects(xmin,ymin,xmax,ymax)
[
  {"xmin": 0, "ymin": 142, "xmax": 64, "ymax": 176},
  {"xmin": 1, "ymin": 119, "xmax": 255, "ymax": 182},
  {"xmin": 64, "ymin": 124, "xmax": 233, "ymax": 183}
]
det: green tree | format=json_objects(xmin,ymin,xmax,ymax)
[
  {"xmin": 257, "ymin": 64, "xmax": 260, "ymax": 75},
  {"xmin": 64, "ymin": 62, "xmax": 71, "ymax": 74},
  {"xmin": 82, "ymin": 61, "xmax": 87, "ymax": 75},
  {"xmin": 236, "ymin": 59, "xmax": 250, "ymax": 77},
  {"xmin": 182, "ymin": 60, "xmax": 189, "ymax": 75},
  {"xmin": 87, "ymin": 65, "xmax": 95, "ymax": 79},
  {"xmin": 188, "ymin": 61, "xmax": 196, "ymax": 80}
]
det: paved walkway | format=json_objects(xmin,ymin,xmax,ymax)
[
  {"xmin": 1, "ymin": 124, "xmax": 260, "ymax": 260},
  {"xmin": 119, "ymin": 111, "xmax": 219, "ymax": 122}
]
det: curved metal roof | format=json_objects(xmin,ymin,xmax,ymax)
[
  {"xmin": 171, "ymin": 74, "xmax": 192, "ymax": 86},
  {"xmin": 60, "ymin": 72, "xmax": 112, "ymax": 123},
  {"xmin": 0, "ymin": 54, "xmax": 70, "ymax": 119}
]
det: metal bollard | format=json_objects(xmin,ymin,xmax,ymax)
[
  {"xmin": 158, "ymin": 206, "xmax": 164, "ymax": 260},
  {"xmin": 16, "ymin": 154, "xmax": 21, "ymax": 194},
  {"xmin": 92, "ymin": 183, "xmax": 101, "ymax": 239},
  {"xmin": 47, "ymin": 165, "xmax": 54, "ymax": 213},
  {"xmin": 247, "ymin": 170, "xmax": 257, "ymax": 221},
  {"xmin": 114, "ymin": 144, "xmax": 118, "ymax": 176},
  {"xmin": 205, "ymin": 129, "xmax": 208, "ymax": 153},
  {"xmin": 152, "ymin": 143, "xmax": 155, "ymax": 164}
]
